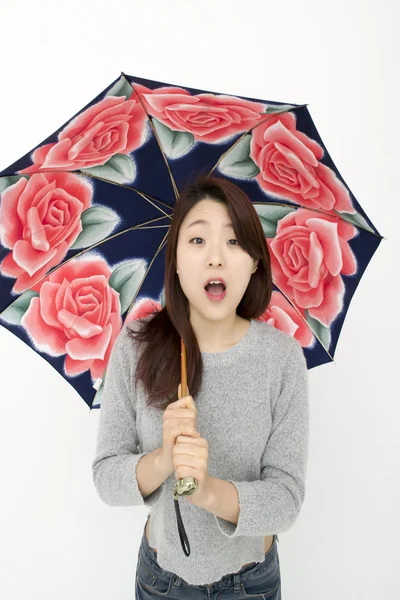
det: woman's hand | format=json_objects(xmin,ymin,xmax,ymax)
[
  {"xmin": 160, "ymin": 384, "xmax": 200, "ymax": 476},
  {"xmin": 172, "ymin": 433, "xmax": 213, "ymax": 505}
]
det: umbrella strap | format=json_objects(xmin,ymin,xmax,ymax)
[{"xmin": 173, "ymin": 497, "xmax": 191, "ymax": 556}]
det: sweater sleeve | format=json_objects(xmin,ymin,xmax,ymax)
[
  {"xmin": 214, "ymin": 338, "xmax": 309, "ymax": 537},
  {"xmin": 92, "ymin": 323, "xmax": 164, "ymax": 507}
]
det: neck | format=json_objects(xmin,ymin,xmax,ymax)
[{"xmin": 189, "ymin": 312, "xmax": 249, "ymax": 353}]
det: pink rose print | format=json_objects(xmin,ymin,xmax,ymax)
[
  {"xmin": 0, "ymin": 172, "xmax": 92, "ymax": 293},
  {"xmin": 18, "ymin": 95, "xmax": 148, "ymax": 174},
  {"xmin": 267, "ymin": 209, "xmax": 357, "ymax": 327},
  {"xmin": 251, "ymin": 112, "xmax": 356, "ymax": 216},
  {"xmin": 258, "ymin": 291, "xmax": 314, "ymax": 347},
  {"xmin": 134, "ymin": 84, "xmax": 266, "ymax": 143},
  {"xmin": 125, "ymin": 297, "xmax": 162, "ymax": 323},
  {"xmin": 22, "ymin": 256, "xmax": 122, "ymax": 380}
]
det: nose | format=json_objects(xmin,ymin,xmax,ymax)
[
  {"xmin": 206, "ymin": 242, "xmax": 225, "ymax": 268},
  {"xmin": 208, "ymin": 260, "xmax": 223, "ymax": 270}
]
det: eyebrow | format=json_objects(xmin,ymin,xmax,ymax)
[{"xmin": 186, "ymin": 219, "xmax": 233, "ymax": 230}]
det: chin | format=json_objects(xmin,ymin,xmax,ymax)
[{"xmin": 190, "ymin": 302, "xmax": 237, "ymax": 319}]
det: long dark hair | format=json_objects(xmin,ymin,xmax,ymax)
[{"xmin": 128, "ymin": 173, "xmax": 273, "ymax": 410}]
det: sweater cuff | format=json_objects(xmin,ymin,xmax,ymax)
[
  {"xmin": 213, "ymin": 480, "xmax": 244, "ymax": 537},
  {"xmin": 135, "ymin": 453, "xmax": 165, "ymax": 508},
  {"xmin": 214, "ymin": 478, "xmax": 300, "ymax": 538},
  {"xmin": 93, "ymin": 452, "xmax": 165, "ymax": 507}
]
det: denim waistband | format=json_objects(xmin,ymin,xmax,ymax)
[{"xmin": 139, "ymin": 516, "xmax": 279, "ymax": 590}]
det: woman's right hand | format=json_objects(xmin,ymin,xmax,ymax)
[{"xmin": 160, "ymin": 384, "xmax": 199, "ymax": 475}]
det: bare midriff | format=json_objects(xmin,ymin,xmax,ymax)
[{"xmin": 145, "ymin": 518, "xmax": 274, "ymax": 568}]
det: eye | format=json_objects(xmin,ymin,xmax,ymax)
[{"xmin": 189, "ymin": 237, "xmax": 239, "ymax": 246}]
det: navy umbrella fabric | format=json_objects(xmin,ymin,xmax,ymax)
[{"xmin": 0, "ymin": 72, "xmax": 383, "ymax": 410}]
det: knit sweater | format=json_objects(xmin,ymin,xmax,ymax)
[{"xmin": 92, "ymin": 316, "xmax": 309, "ymax": 586}]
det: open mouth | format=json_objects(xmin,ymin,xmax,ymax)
[
  {"xmin": 204, "ymin": 282, "xmax": 227, "ymax": 300},
  {"xmin": 204, "ymin": 282, "xmax": 226, "ymax": 293}
]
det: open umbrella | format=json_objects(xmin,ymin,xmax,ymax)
[{"xmin": 0, "ymin": 71, "xmax": 384, "ymax": 555}]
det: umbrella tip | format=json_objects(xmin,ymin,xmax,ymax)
[{"xmin": 93, "ymin": 377, "xmax": 103, "ymax": 391}]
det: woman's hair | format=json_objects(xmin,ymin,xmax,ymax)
[{"xmin": 127, "ymin": 172, "xmax": 273, "ymax": 410}]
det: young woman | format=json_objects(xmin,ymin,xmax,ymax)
[{"xmin": 92, "ymin": 174, "xmax": 309, "ymax": 599}]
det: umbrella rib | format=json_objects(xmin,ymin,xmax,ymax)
[
  {"xmin": 77, "ymin": 172, "xmax": 177, "ymax": 213},
  {"xmin": 129, "ymin": 77, "xmax": 180, "ymax": 200},
  {"xmin": 0, "ymin": 215, "xmax": 172, "ymax": 316},
  {"xmin": 268, "ymin": 283, "xmax": 335, "ymax": 362},
  {"xmin": 0, "ymin": 170, "xmax": 177, "ymax": 214},
  {"xmin": 253, "ymin": 201, "xmax": 383, "ymax": 237},
  {"xmin": 124, "ymin": 229, "xmax": 169, "ymax": 318},
  {"xmin": 50, "ymin": 214, "xmax": 171, "ymax": 264}
]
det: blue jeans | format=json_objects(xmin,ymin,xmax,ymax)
[{"xmin": 135, "ymin": 517, "xmax": 281, "ymax": 599}]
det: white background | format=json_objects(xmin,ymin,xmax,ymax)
[{"xmin": 0, "ymin": 1, "xmax": 398, "ymax": 598}]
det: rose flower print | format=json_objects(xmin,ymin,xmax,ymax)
[
  {"xmin": 259, "ymin": 290, "xmax": 315, "ymax": 347},
  {"xmin": 0, "ymin": 172, "xmax": 92, "ymax": 293},
  {"xmin": 134, "ymin": 84, "xmax": 267, "ymax": 143},
  {"xmin": 125, "ymin": 297, "xmax": 162, "ymax": 324},
  {"xmin": 267, "ymin": 209, "xmax": 357, "ymax": 327},
  {"xmin": 18, "ymin": 95, "xmax": 148, "ymax": 174},
  {"xmin": 22, "ymin": 256, "xmax": 122, "ymax": 380},
  {"xmin": 251, "ymin": 112, "xmax": 356, "ymax": 216}
]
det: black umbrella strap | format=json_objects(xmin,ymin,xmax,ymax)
[{"xmin": 173, "ymin": 497, "xmax": 191, "ymax": 556}]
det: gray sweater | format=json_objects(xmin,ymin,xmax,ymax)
[{"xmin": 92, "ymin": 316, "xmax": 309, "ymax": 586}]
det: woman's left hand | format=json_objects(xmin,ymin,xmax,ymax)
[{"xmin": 173, "ymin": 434, "xmax": 212, "ymax": 506}]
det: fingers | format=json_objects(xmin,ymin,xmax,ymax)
[
  {"xmin": 175, "ymin": 434, "xmax": 208, "ymax": 447},
  {"xmin": 173, "ymin": 437, "xmax": 198, "ymax": 452},
  {"xmin": 173, "ymin": 441, "xmax": 208, "ymax": 457}
]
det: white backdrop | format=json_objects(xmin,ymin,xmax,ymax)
[{"xmin": 0, "ymin": 1, "xmax": 398, "ymax": 599}]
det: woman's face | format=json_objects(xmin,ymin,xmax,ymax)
[{"xmin": 176, "ymin": 198, "xmax": 258, "ymax": 322}]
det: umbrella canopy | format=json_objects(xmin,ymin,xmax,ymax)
[{"xmin": 0, "ymin": 72, "xmax": 383, "ymax": 409}]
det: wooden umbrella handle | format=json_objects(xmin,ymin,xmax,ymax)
[
  {"xmin": 179, "ymin": 337, "xmax": 188, "ymax": 398},
  {"xmin": 173, "ymin": 335, "xmax": 197, "ymax": 557}
]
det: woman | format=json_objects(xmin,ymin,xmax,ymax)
[{"xmin": 92, "ymin": 174, "xmax": 309, "ymax": 598}]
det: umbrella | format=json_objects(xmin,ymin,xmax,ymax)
[{"xmin": 0, "ymin": 71, "xmax": 384, "ymax": 555}]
